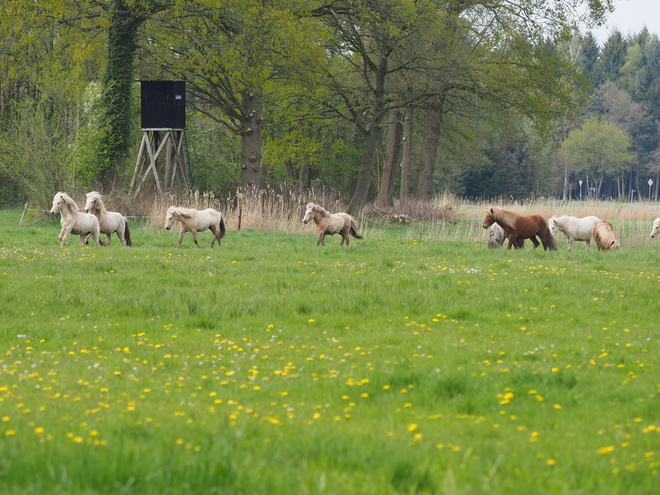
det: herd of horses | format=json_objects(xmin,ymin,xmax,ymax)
[
  {"xmin": 49, "ymin": 192, "xmax": 653, "ymax": 251},
  {"xmin": 483, "ymin": 206, "xmax": 621, "ymax": 251}
]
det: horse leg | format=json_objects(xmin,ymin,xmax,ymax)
[
  {"xmin": 530, "ymin": 236, "xmax": 540, "ymax": 248},
  {"xmin": 79, "ymin": 234, "xmax": 87, "ymax": 245},
  {"xmin": 104, "ymin": 233, "xmax": 112, "ymax": 246},
  {"xmin": 191, "ymin": 229, "xmax": 201, "ymax": 247},
  {"xmin": 506, "ymin": 235, "xmax": 516, "ymax": 249},
  {"xmin": 317, "ymin": 231, "xmax": 325, "ymax": 246},
  {"xmin": 342, "ymin": 231, "xmax": 350, "ymax": 245},
  {"xmin": 177, "ymin": 230, "xmax": 187, "ymax": 248},
  {"xmin": 567, "ymin": 238, "xmax": 573, "ymax": 252},
  {"xmin": 60, "ymin": 227, "xmax": 72, "ymax": 246},
  {"xmin": 210, "ymin": 226, "xmax": 221, "ymax": 247},
  {"xmin": 585, "ymin": 239, "xmax": 591, "ymax": 249}
]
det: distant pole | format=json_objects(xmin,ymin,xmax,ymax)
[
  {"xmin": 579, "ymin": 180, "xmax": 583, "ymax": 201},
  {"xmin": 630, "ymin": 189, "xmax": 636, "ymax": 205},
  {"xmin": 19, "ymin": 203, "xmax": 28, "ymax": 226},
  {"xmin": 648, "ymin": 179, "xmax": 654, "ymax": 200},
  {"xmin": 237, "ymin": 208, "xmax": 242, "ymax": 231}
]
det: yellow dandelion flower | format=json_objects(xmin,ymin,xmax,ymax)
[
  {"xmin": 408, "ymin": 423, "xmax": 418, "ymax": 432},
  {"xmin": 413, "ymin": 433, "xmax": 423, "ymax": 441},
  {"xmin": 597, "ymin": 446, "xmax": 615, "ymax": 455},
  {"xmin": 35, "ymin": 427, "xmax": 44, "ymax": 435},
  {"xmin": 547, "ymin": 459, "xmax": 556, "ymax": 466},
  {"xmin": 5, "ymin": 430, "xmax": 15, "ymax": 436},
  {"xmin": 175, "ymin": 439, "xmax": 184, "ymax": 445}
]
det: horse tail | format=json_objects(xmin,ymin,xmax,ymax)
[
  {"xmin": 350, "ymin": 218, "xmax": 363, "ymax": 239},
  {"xmin": 124, "ymin": 217, "xmax": 133, "ymax": 246},
  {"xmin": 545, "ymin": 230, "xmax": 557, "ymax": 250},
  {"xmin": 218, "ymin": 216, "xmax": 226, "ymax": 239}
]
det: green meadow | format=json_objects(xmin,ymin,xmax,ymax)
[{"xmin": 1, "ymin": 209, "xmax": 659, "ymax": 494}]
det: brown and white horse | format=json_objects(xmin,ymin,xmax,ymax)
[{"xmin": 482, "ymin": 207, "xmax": 556, "ymax": 250}]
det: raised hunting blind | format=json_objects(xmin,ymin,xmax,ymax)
[{"xmin": 130, "ymin": 81, "xmax": 191, "ymax": 196}]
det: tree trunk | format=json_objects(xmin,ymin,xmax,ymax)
[
  {"xmin": 240, "ymin": 90, "xmax": 263, "ymax": 188},
  {"xmin": 413, "ymin": 99, "xmax": 444, "ymax": 201},
  {"xmin": 400, "ymin": 105, "xmax": 413, "ymax": 202},
  {"xmin": 99, "ymin": 0, "xmax": 143, "ymax": 189},
  {"xmin": 347, "ymin": 121, "xmax": 385, "ymax": 215},
  {"xmin": 378, "ymin": 112, "xmax": 402, "ymax": 207}
]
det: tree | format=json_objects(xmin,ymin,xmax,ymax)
[{"xmin": 562, "ymin": 116, "xmax": 635, "ymax": 198}]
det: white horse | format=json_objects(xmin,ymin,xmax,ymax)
[
  {"xmin": 548, "ymin": 215, "xmax": 600, "ymax": 251},
  {"xmin": 49, "ymin": 192, "xmax": 101, "ymax": 246},
  {"xmin": 487, "ymin": 222, "xmax": 505, "ymax": 248},
  {"xmin": 83, "ymin": 192, "xmax": 132, "ymax": 246},
  {"xmin": 302, "ymin": 202, "xmax": 363, "ymax": 246},
  {"xmin": 650, "ymin": 218, "xmax": 660, "ymax": 238},
  {"xmin": 164, "ymin": 206, "xmax": 226, "ymax": 248},
  {"xmin": 593, "ymin": 220, "xmax": 619, "ymax": 250}
]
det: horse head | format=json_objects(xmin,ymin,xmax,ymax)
[
  {"xmin": 651, "ymin": 218, "xmax": 660, "ymax": 238},
  {"xmin": 84, "ymin": 192, "xmax": 102, "ymax": 213},
  {"xmin": 50, "ymin": 192, "xmax": 64, "ymax": 214},
  {"xmin": 482, "ymin": 208, "xmax": 496, "ymax": 229},
  {"xmin": 548, "ymin": 216, "xmax": 559, "ymax": 237},
  {"xmin": 302, "ymin": 203, "xmax": 316, "ymax": 224},
  {"xmin": 164, "ymin": 207, "xmax": 178, "ymax": 230}
]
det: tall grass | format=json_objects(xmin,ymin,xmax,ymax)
[{"xmin": 1, "ymin": 208, "xmax": 660, "ymax": 494}]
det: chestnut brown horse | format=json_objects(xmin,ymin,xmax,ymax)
[{"xmin": 482, "ymin": 207, "xmax": 556, "ymax": 250}]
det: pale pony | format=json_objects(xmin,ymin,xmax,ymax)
[
  {"xmin": 164, "ymin": 206, "xmax": 226, "ymax": 248},
  {"xmin": 650, "ymin": 218, "xmax": 660, "ymax": 239},
  {"xmin": 84, "ymin": 192, "xmax": 132, "ymax": 246},
  {"xmin": 593, "ymin": 220, "xmax": 619, "ymax": 250},
  {"xmin": 302, "ymin": 202, "xmax": 363, "ymax": 246},
  {"xmin": 49, "ymin": 192, "xmax": 101, "ymax": 246},
  {"xmin": 487, "ymin": 222, "xmax": 505, "ymax": 249},
  {"xmin": 548, "ymin": 215, "xmax": 600, "ymax": 251}
]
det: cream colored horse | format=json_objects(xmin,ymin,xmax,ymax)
[
  {"xmin": 593, "ymin": 220, "xmax": 619, "ymax": 250},
  {"xmin": 164, "ymin": 206, "xmax": 226, "ymax": 248},
  {"xmin": 50, "ymin": 192, "xmax": 101, "ymax": 246},
  {"xmin": 650, "ymin": 218, "xmax": 660, "ymax": 238},
  {"xmin": 549, "ymin": 215, "xmax": 600, "ymax": 251},
  {"xmin": 302, "ymin": 202, "xmax": 363, "ymax": 246},
  {"xmin": 83, "ymin": 192, "xmax": 132, "ymax": 246}
]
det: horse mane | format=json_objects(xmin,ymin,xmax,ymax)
[
  {"xmin": 57, "ymin": 192, "xmax": 79, "ymax": 214},
  {"xmin": 87, "ymin": 191, "xmax": 102, "ymax": 202},
  {"xmin": 310, "ymin": 203, "xmax": 331, "ymax": 217},
  {"xmin": 490, "ymin": 207, "xmax": 520, "ymax": 229}
]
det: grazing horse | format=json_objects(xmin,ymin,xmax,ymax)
[
  {"xmin": 487, "ymin": 222, "xmax": 505, "ymax": 248},
  {"xmin": 593, "ymin": 220, "xmax": 619, "ymax": 250},
  {"xmin": 164, "ymin": 206, "xmax": 226, "ymax": 248},
  {"xmin": 49, "ymin": 192, "xmax": 101, "ymax": 246},
  {"xmin": 302, "ymin": 202, "xmax": 363, "ymax": 246},
  {"xmin": 83, "ymin": 192, "xmax": 132, "ymax": 246},
  {"xmin": 650, "ymin": 218, "xmax": 660, "ymax": 239},
  {"xmin": 548, "ymin": 215, "xmax": 600, "ymax": 251},
  {"xmin": 482, "ymin": 207, "xmax": 556, "ymax": 250}
]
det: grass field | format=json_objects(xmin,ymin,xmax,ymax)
[{"xmin": 1, "ymin": 206, "xmax": 660, "ymax": 494}]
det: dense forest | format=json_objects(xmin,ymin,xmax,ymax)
[{"xmin": 1, "ymin": 0, "xmax": 658, "ymax": 213}]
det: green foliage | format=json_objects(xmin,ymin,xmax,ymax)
[
  {"xmin": 1, "ymin": 211, "xmax": 660, "ymax": 493},
  {"xmin": 562, "ymin": 116, "xmax": 635, "ymax": 196}
]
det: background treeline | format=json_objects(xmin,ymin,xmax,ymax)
[{"xmin": 1, "ymin": 0, "xmax": 657, "ymax": 213}]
